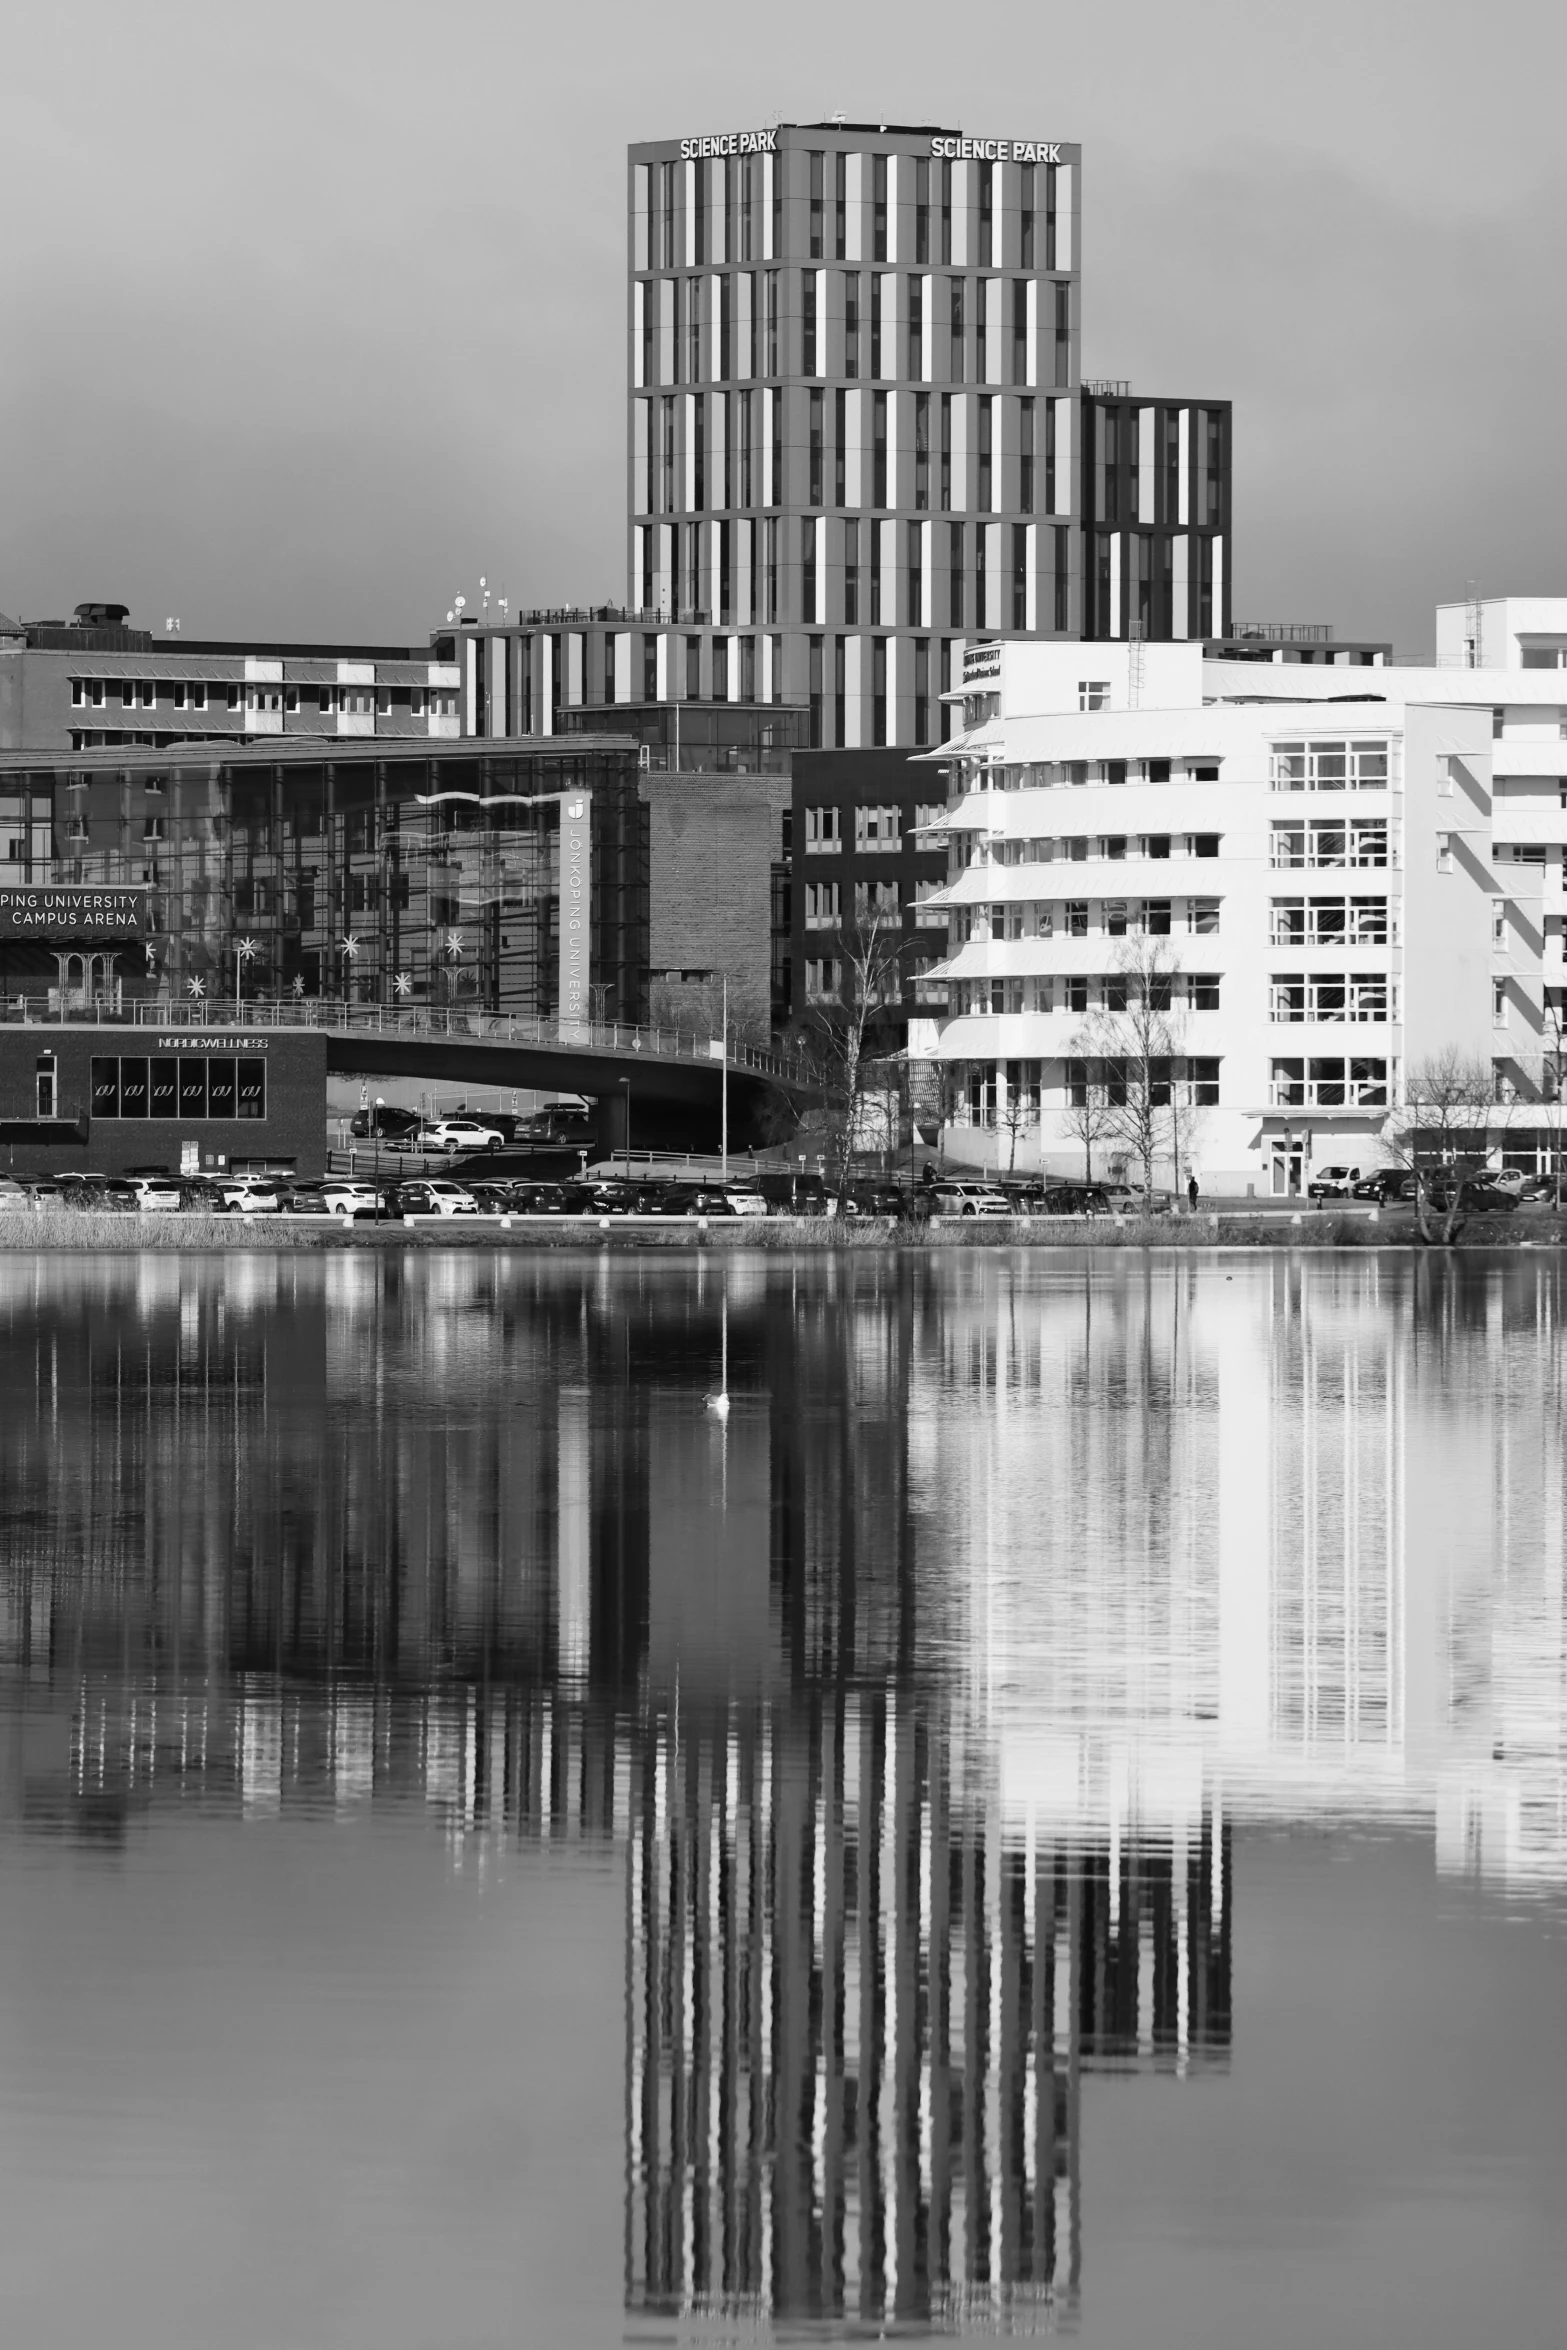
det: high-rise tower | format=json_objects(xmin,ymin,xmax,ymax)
[{"xmin": 627, "ymin": 123, "xmax": 1087, "ymax": 751}]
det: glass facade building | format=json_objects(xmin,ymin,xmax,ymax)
[{"xmin": 0, "ymin": 736, "xmax": 649, "ymax": 1022}]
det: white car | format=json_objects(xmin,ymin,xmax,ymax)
[
  {"xmin": 129, "ymin": 1176, "xmax": 186, "ymax": 1213},
  {"xmin": 722, "ymin": 1190, "xmax": 769, "ymax": 1219},
  {"xmin": 321, "ymin": 1179, "xmax": 379, "ymax": 1216},
  {"xmin": 210, "ymin": 1177, "xmax": 281, "ymax": 1214},
  {"xmin": 420, "ymin": 1118, "xmax": 505, "ymax": 1153},
  {"xmin": 931, "ymin": 1182, "xmax": 1014, "ymax": 1218},
  {"xmin": 415, "ymin": 1180, "xmax": 480, "ymax": 1216}
]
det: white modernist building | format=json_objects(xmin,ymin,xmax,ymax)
[{"xmin": 918, "ymin": 601, "xmax": 1567, "ymax": 1192}]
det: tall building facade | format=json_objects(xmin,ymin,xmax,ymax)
[{"xmin": 624, "ymin": 124, "xmax": 1233, "ymax": 752}]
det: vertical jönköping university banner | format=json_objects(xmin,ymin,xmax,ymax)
[{"xmin": 557, "ymin": 793, "xmax": 592, "ymax": 1027}]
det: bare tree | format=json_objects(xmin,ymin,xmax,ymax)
[
  {"xmin": 796, "ymin": 911, "xmax": 909, "ymax": 1208},
  {"xmin": 1387, "ymin": 1048, "xmax": 1501, "ymax": 1244},
  {"xmin": 996, "ymin": 1068, "xmax": 1036, "ymax": 1173},
  {"xmin": 1079, "ymin": 939, "xmax": 1187, "ymax": 1197},
  {"xmin": 1063, "ymin": 1029, "xmax": 1115, "ymax": 1181}
]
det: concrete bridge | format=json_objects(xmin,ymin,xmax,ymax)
[{"xmin": 2, "ymin": 998, "xmax": 808, "ymax": 1155}]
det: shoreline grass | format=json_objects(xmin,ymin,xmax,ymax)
[{"xmin": 0, "ymin": 1207, "xmax": 1557, "ymax": 1253}]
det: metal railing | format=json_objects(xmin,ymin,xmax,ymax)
[{"xmin": 0, "ymin": 994, "xmax": 809, "ymax": 1083}]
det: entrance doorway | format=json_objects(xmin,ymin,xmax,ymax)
[{"xmin": 1272, "ymin": 1145, "xmax": 1304, "ymax": 1197}]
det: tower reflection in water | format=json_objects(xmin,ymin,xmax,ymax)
[{"xmin": 0, "ymin": 1252, "xmax": 1563, "ymax": 2330}]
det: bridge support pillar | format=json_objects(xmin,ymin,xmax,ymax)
[{"xmin": 594, "ymin": 1087, "xmax": 631, "ymax": 1165}]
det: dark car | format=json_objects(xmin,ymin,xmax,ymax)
[
  {"xmin": 460, "ymin": 1181, "xmax": 515, "ymax": 1214},
  {"xmin": 759, "ymin": 1170, "xmax": 829, "ymax": 1216},
  {"xmin": 657, "ymin": 1184, "xmax": 738, "ymax": 1217},
  {"xmin": 349, "ymin": 1105, "xmax": 422, "ymax": 1141},
  {"xmin": 558, "ymin": 1180, "xmax": 630, "ymax": 1216},
  {"xmin": 511, "ymin": 1182, "xmax": 568, "ymax": 1214},
  {"xmin": 1351, "ymin": 1168, "xmax": 1407, "ymax": 1202},
  {"xmin": 1041, "ymin": 1181, "xmax": 1110, "ymax": 1216},
  {"xmin": 280, "ymin": 1185, "xmax": 334, "ymax": 1217}
]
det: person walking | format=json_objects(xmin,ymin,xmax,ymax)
[{"xmin": 1187, "ymin": 1171, "xmax": 1200, "ymax": 1214}]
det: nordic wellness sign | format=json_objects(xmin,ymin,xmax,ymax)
[{"xmin": 0, "ymin": 887, "xmax": 148, "ymax": 938}]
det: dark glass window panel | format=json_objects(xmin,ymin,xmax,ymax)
[
  {"xmin": 118, "ymin": 1057, "xmax": 148, "ymax": 1118},
  {"xmin": 207, "ymin": 1058, "xmax": 237, "ymax": 1120},
  {"xmin": 237, "ymin": 1060, "xmax": 266, "ymax": 1121},
  {"xmin": 91, "ymin": 1057, "xmax": 119, "ymax": 1118},
  {"xmin": 179, "ymin": 1058, "xmax": 208, "ymax": 1119},
  {"xmin": 150, "ymin": 1057, "xmax": 178, "ymax": 1119}
]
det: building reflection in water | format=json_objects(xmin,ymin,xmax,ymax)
[{"xmin": 0, "ymin": 1251, "xmax": 1562, "ymax": 2328}]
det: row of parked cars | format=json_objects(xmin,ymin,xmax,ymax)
[{"xmin": 1306, "ymin": 1162, "xmax": 1551, "ymax": 1209}]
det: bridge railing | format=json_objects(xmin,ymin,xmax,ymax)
[{"xmin": 0, "ymin": 994, "xmax": 809, "ymax": 1084}]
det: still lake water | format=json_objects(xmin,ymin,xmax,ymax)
[{"xmin": 0, "ymin": 1247, "xmax": 1563, "ymax": 2347}]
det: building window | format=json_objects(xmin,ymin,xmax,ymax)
[
  {"xmin": 834, "ymin": 151, "xmax": 847, "ymax": 260},
  {"xmin": 1270, "ymin": 739, "xmax": 1391, "ymax": 791},
  {"xmin": 915, "ymin": 155, "xmax": 930, "ymax": 264},
  {"xmin": 872, "ymin": 154, "xmax": 888, "ymax": 262},
  {"xmin": 804, "ymin": 881, "xmax": 840, "ymax": 926},
  {"xmin": 949, "ymin": 277, "xmax": 965, "ymax": 383},
  {"xmin": 872, "ymin": 637, "xmax": 887, "ymax": 746},
  {"xmin": 907, "ymin": 521, "xmax": 924, "ymax": 627},
  {"xmin": 1012, "ymin": 279, "xmax": 1028, "ymax": 385},
  {"xmin": 855, "ymin": 804, "xmax": 901, "ymax": 851},
  {"xmin": 869, "ymin": 274, "xmax": 884, "ymax": 380},
  {"xmin": 914, "ymin": 637, "xmax": 930, "ymax": 746},
  {"xmin": 843, "ymin": 271, "xmax": 860, "ymax": 378},
  {"xmin": 1054, "ymin": 281, "xmax": 1071, "ymax": 384},
  {"xmin": 91, "ymin": 1054, "xmax": 266, "ymax": 1121},
  {"xmin": 805, "ymin": 957, "xmax": 840, "ymax": 1004},
  {"xmin": 949, "ymin": 521, "xmax": 965, "ymax": 627},
  {"xmin": 804, "ymin": 803, "xmax": 841, "ymax": 853},
  {"xmin": 872, "ymin": 390, "xmax": 888, "ymax": 507},
  {"xmin": 907, "ymin": 272, "xmax": 923, "ymax": 380},
  {"xmin": 1012, "ymin": 523, "xmax": 1028, "ymax": 630},
  {"xmin": 809, "ymin": 388, "xmax": 824, "ymax": 506},
  {"xmin": 1078, "ymin": 679, "xmax": 1109, "ymax": 712},
  {"xmin": 808, "ymin": 150, "xmax": 824, "ymax": 258},
  {"xmin": 940, "ymin": 392, "xmax": 953, "ymax": 511},
  {"xmin": 803, "ymin": 270, "xmax": 818, "ymax": 374},
  {"xmin": 1189, "ymin": 972, "xmax": 1220, "ymax": 1012},
  {"xmin": 1019, "ymin": 163, "xmax": 1036, "ymax": 268}
]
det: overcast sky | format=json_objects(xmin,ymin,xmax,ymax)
[{"xmin": 1, "ymin": 0, "xmax": 1563, "ymax": 657}]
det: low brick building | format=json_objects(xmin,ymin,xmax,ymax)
[{"xmin": 0, "ymin": 1025, "xmax": 329, "ymax": 1179}]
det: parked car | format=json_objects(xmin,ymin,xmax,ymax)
[
  {"xmin": 929, "ymin": 1181, "xmax": 1014, "ymax": 1218},
  {"xmin": 321, "ymin": 1179, "xmax": 380, "ymax": 1217},
  {"xmin": 419, "ymin": 1117, "xmax": 506, "ymax": 1153},
  {"xmin": 129, "ymin": 1176, "xmax": 186, "ymax": 1214},
  {"xmin": 351, "ymin": 1185, "xmax": 407, "ymax": 1222},
  {"xmin": 511, "ymin": 1182, "xmax": 568, "ymax": 1215},
  {"xmin": 1351, "ymin": 1168, "xmax": 1407, "ymax": 1202},
  {"xmin": 758, "ymin": 1170, "xmax": 828, "ymax": 1215},
  {"xmin": 657, "ymin": 1184, "xmax": 739, "ymax": 1217},
  {"xmin": 1103, "ymin": 1185, "xmax": 1170, "ymax": 1214},
  {"xmin": 1039, "ymin": 1181, "xmax": 1111, "ymax": 1216},
  {"xmin": 1308, "ymin": 1164, "xmax": 1361, "ymax": 1199},
  {"xmin": 349, "ymin": 1105, "xmax": 422, "ymax": 1141},
  {"xmin": 0, "ymin": 1178, "xmax": 31, "ymax": 1214},
  {"xmin": 279, "ymin": 1186, "xmax": 333, "ymax": 1217},
  {"xmin": 460, "ymin": 1181, "xmax": 515, "ymax": 1215},
  {"xmin": 721, "ymin": 1188, "xmax": 770, "ymax": 1219},
  {"xmin": 398, "ymin": 1178, "xmax": 478, "ymax": 1217},
  {"xmin": 209, "ymin": 1176, "xmax": 282, "ymax": 1214}
]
